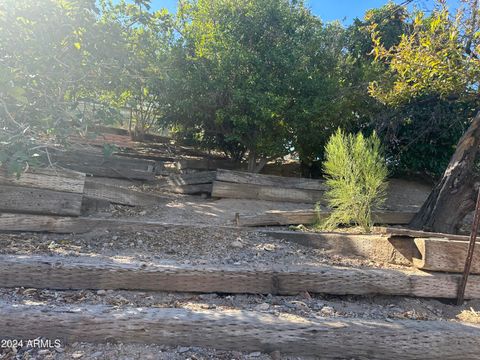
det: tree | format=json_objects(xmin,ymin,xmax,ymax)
[
  {"xmin": 370, "ymin": 2, "xmax": 480, "ymax": 233},
  {"xmin": 162, "ymin": 0, "xmax": 355, "ymax": 172},
  {"xmin": 0, "ymin": 0, "xmax": 108, "ymax": 172},
  {"xmin": 98, "ymin": 0, "xmax": 173, "ymax": 140}
]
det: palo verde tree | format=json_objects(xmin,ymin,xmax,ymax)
[{"xmin": 370, "ymin": 1, "xmax": 480, "ymax": 233}]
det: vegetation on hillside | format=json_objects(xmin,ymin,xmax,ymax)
[
  {"xmin": 1, "ymin": 0, "xmax": 479, "ymax": 181},
  {"xmin": 321, "ymin": 129, "xmax": 388, "ymax": 231}
]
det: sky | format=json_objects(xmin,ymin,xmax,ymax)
[{"xmin": 146, "ymin": 0, "xmax": 462, "ymax": 23}]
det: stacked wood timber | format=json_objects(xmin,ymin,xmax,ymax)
[
  {"xmin": 83, "ymin": 177, "xmax": 167, "ymax": 206},
  {"xmin": 264, "ymin": 230, "xmax": 414, "ymax": 266},
  {"xmin": 212, "ymin": 169, "xmax": 327, "ymax": 204},
  {"xmin": 235, "ymin": 209, "xmax": 416, "ymax": 227},
  {"xmin": 1, "ymin": 254, "xmax": 480, "ymax": 299},
  {"xmin": 176, "ymin": 158, "xmax": 238, "ymax": 172},
  {"xmin": 0, "ymin": 168, "xmax": 85, "ymax": 216},
  {"xmin": 50, "ymin": 149, "xmax": 156, "ymax": 180},
  {"xmin": 413, "ymin": 238, "xmax": 480, "ymax": 274},
  {"xmin": 3, "ymin": 302, "xmax": 480, "ymax": 359},
  {"xmin": 156, "ymin": 171, "xmax": 215, "ymax": 194}
]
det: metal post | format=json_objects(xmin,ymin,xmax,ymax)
[{"xmin": 457, "ymin": 188, "xmax": 480, "ymax": 305}]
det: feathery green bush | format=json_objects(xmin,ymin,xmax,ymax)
[{"xmin": 321, "ymin": 129, "xmax": 388, "ymax": 232}]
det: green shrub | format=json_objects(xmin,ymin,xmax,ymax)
[{"xmin": 321, "ymin": 129, "xmax": 388, "ymax": 232}]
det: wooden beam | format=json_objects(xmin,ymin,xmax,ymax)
[
  {"xmin": 0, "ymin": 215, "xmax": 240, "ymax": 234},
  {"xmin": 0, "ymin": 185, "xmax": 82, "ymax": 216},
  {"xmin": 176, "ymin": 159, "xmax": 237, "ymax": 171},
  {"xmin": 377, "ymin": 227, "xmax": 469, "ymax": 242},
  {"xmin": 212, "ymin": 181, "xmax": 326, "ymax": 204},
  {"xmin": 413, "ymin": 238, "xmax": 480, "ymax": 274},
  {"xmin": 87, "ymin": 176, "xmax": 143, "ymax": 188},
  {"xmin": 236, "ymin": 210, "xmax": 416, "ymax": 227},
  {"xmin": 2, "ymin": 302, "xmax": 480, "ymax": 359},
  {"xmin": 160, "ymin": 183, "xmax": 213, "ymax": 195},
  {"xmin": 0, "ymin": 254, "xmax": 479, "ymax": 299},
  {"xmin": 0, "ymin": 167, "xmax": 85, "ymax": 193},
  {"xmin": 263, "ymin": 230, "xmax": 414, "ymax": 266},
  {"xmin": 158, "ymin": 171, "xmax": 216, "ymax": 187},
  {"xmin": 154, "ymin": 172, "xmax": 215, "ymax": 194},
  {"xmin": 216, "ymin": 169, "xmax": 327, "ymax": 191},
  {"xmin": 50, "ymin": 150, "xmax": 156, "ymax": 181},
  {"xmin": 84, "ymin": 178, "xmax": 167, "ymax": 206}
]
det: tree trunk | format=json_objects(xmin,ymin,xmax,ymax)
[
  {"xmin": 247, "ymin": 151, "xmax": 268, "ymax": 173},
  {"xmin": 409, "ymin": 112, "xmax": 480, "ymax": 233}
]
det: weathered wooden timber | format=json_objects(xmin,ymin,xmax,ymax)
[
  {"xmin": 0, "ymin": 185, "xmax": 83, "ymax": 216},
  {"xmin": 155, "ymin": 171, "xmax": 215, "ymax": 194},
  {"xmin": 0, "ymin": 167, "xmax": 85, "ymax": 193},
  {"xmin": 212, "ymin": 181, "xmax": 326, "ymax": 204},
  {"xmin": 236, "ymin": 209, "xmax": 416, "ymax": 227},
  {"xmin": 216, "ymin": 169, "xmax": 327, "ymax": 191},
  {"xmin": 176, "ymin": 159, "xmax": 238, "ymax": 171},
  {"xmin": 0, "ymin": 254, "xmax": 479, "ymax": 299},
  {"xmin": 160, "ymin": 183, "xmax": 213, "ymax": 195},
  {"xmin": 159, "ymin": 171, "xmax": 216, "ymax": 187},
  {"xmin": 84, "ymin": 178, "xmax": 167, "ymax": 206},
  {"xmin": 413, "ymin": 238, "xmax": 480, "ymax": 274},
  {"xmin": 50, "ymin": 149, "xmax": 156, "ymax": 180},
  {"xmin": 377, "ymin": 227, "xmax": 470, "ymax": 241},
  {"xmin": 2, "ymin": 302, "xmax": 480, "ymax": 359},
  {"xmin": 0, "ymin": 215, "xmax": 240, "ymax": 234},
  {"xmin": 264, "ymin": 230, "xmax": 414, "ymax": 266}
]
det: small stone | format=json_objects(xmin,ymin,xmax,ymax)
[
  {"xmin": 96, "ymin": 290, "xmax": 107, "ymax": 296},
  {"xmin": 91, "ymin": 351, "xmax": 103, "ymax": 358},
  {"xmin": 178, "ymin": 347, "xmax": 190, "ymax": 353},
  {"xmin": 38, "ymin": 349, "xmax": 50, "ymax": 355},
  {"xmin": 230, "ymin": 240, "xmax": 244, "ymax": 249},
  {"xmin": 270, "ymin": 350, "xmax": 281, "ymax": 360},
  {"xmin": 249, "ymin": 352, "xmax": 262, "ymax": 357},
  {"xmin": 139, "ymin": 210, "xmax": 147, "ymax": 216},
  {"xmin": 71, "ymin": 352, "xmax": 84, "ymax": 359},
  {"xmin": 320, "ymin": 306, "xmax": 335, "ymax": 316},
  {"xmin": 291, "ymin": 301, "xmax": 309, "ymax": 312},
  {"xmin": 254, "ymin": 303, "xmax": 270, "ymax": 311},
  {"xmin": 55, "ymin": 347, "xmax": 65, "ymax": 353}
]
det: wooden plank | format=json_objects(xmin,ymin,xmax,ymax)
[
  {"xmin": 87, "ymin": 176, "xmax": 143, "ymax": 188},
  {"xmin": 377, "ymin": 227, "xmax": 470, "ymax": 242},
  {"xmin": 263, "ymin": 230, "xmax": 414, "ymax": 266},
  {"xmin": 413, "ymin": 238, "xmax": 480, "ymax": 274},
  {"xmin": 81, "ymin": 197, "xmax": 111, "ymax": 215},
  {"xmin": 212, "ymin": 181, "xmax": 326, "ymax": 204},
  {"xmin": 155, "ymin": 171, "xmax": 215, "ymax": 194},
  {"xmin": 2, "ymin": 302, "xmax": 480, "ymax": 359},
  {"xmin": 236, "ymin": 210, "xmax": 416, "ymax": 227},
  {"xmin": 0, "ymin": 167, "xmax": 85, "ymax": 193},
  {"xmin": 0, "ymin": 215, "xmax": 240, "ymax": 234},
  {"xmin": 159, "ymin": 171, "xmax": 216, "ymax": 187},
  {"xmin": 0, "ymin": 254, "xmax": 480, "ymax": 299},
  {"xmin": 176, "ymin": 159, "xmax": 237, "ymax": 171},
  {"xmin": 51, "ymin": 150, "xmax": 156, "ymax": 180},
  {"xmin": 160, "ymin": 183, "xmax": 212, "ymax": 195},
  {"xmin": 84, "ymin": 178, "xmax": 167, "ymax": 206},
  {"xmin": 0, "ymin": 185, "xmax": 82, "ymax": 216},
  {"xmin": 216, "ymin": 169, "xmax": 327, "ymax": 191}
]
